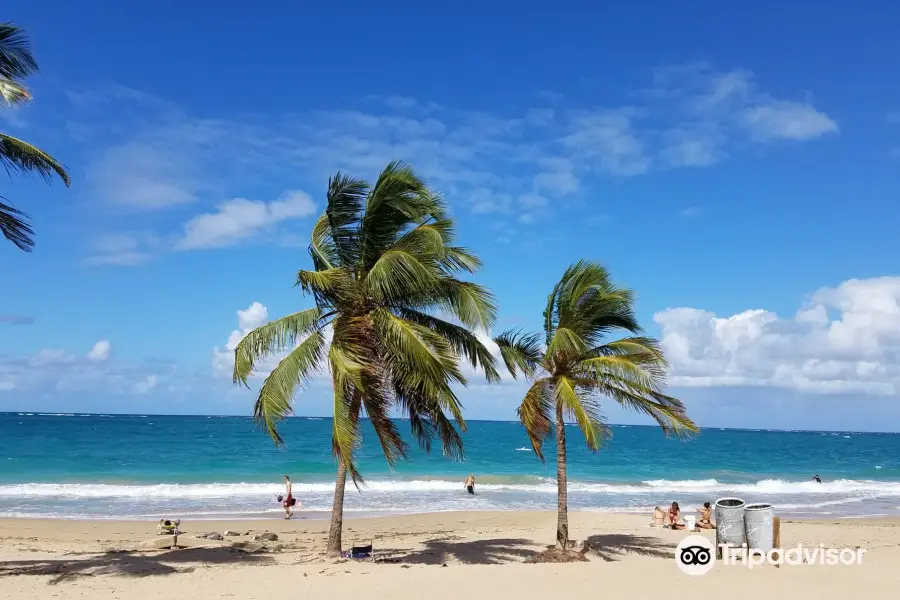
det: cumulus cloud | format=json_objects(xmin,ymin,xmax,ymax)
[
  {"xmin": 213, "ymin": 302, "xmax": 277, "ymax": 378},
  {"xmin": 175, "ymin": 191, "xmax": 316, "ymax": 250},
  {"xmin": 87, "ymin": 340, "xmax": 111, "ymax": 362},
  {"xmin": 654, "ymin": 276, "xmax": 900, "ymax": 395}
]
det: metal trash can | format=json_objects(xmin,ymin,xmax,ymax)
[
  {"xmin": 715, "ymin": 497, "xmax": 746, "ymax": 550},
  {"xmin": 744, "ymin": 503, "xmax": 775, "ymax": 553}
]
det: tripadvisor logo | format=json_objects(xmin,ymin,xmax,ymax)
[{"xmin": 675, "ymin": 535, "xmax": 866, "ymax": 575}]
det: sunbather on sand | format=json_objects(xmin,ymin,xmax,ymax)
[
  {"xmin": 696, "ymin": 502, "xmax": 715, "ymax": 529},
  {"xmin": 667, "ymin": 501, "xmax": 685, "ymax": 530},
  {"xmin": 650, "ymin": 506, "xmax": 665, "ymax": 527}
]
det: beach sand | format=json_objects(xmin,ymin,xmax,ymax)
[{"xmin": 1, "ymin": 511, "xmax": 897, "ymax": 599}]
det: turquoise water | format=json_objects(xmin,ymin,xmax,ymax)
[{"xmin": 2, "ymin": 413, "xmax": 900, "ymax": 519}]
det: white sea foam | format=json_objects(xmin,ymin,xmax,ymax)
[
  {"xmin": 3, "ymin": 478, "xmax": 900, "ymax": 499},
  {"xmin": 515, "ymin": 447, "xmax": 531, "ymax": 452}
]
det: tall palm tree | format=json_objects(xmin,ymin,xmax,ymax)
[
  {"xmin": 494, "ymin": 260, "xmax": 696, "ymax": 550},
  {"xmin": 1, "ymin": 22, "xmax": 70, "ymax": 252},
  {"xmin": 233, "ymin": 161, "xmax": 500, "ymax": 556}
]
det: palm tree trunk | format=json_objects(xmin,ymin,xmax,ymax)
[
  {"xmin": 555, "ymin": 401, "xmax": 569, "ymax": 549},
  {"xmin": 326, "ymin": 460, "xmax": 347, "ymax": 558}
]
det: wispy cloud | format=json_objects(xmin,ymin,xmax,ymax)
[
  {"xmin": 678, "ymin": 206, "xmax": 702, "ymax": 218},
  {"xmin": 66, "ymin": 68, "xmax": 836, "ymax": 263},
  {"xmin": 0, "ymin": 315, "xmax": 34, "ymax": 325}
]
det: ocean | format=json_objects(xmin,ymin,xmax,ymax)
[{"xmin": 2, "ymin": 412, "xmax": 899, "ymax": 520}]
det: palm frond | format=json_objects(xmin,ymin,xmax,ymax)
[
  {"xmin": 555, "ymin": 375, "xmax": 608, "ymax": 451},
  {"xmin": 295, "ymin": 268, "xmax": 355, "ymax": 309},
  {"xmin": 364, "ymin": 249, "xmax": 439, "ymax": 304},
  {"xmin": 329, "ymin": 344, "xmax": 366, "ymax": 485},
  {"xmin": 0, "ymin": 197, "xmax": 33, "ymax": 251},
  {"xmin": 372, "ymin": 307, "xmax": 465, "ymax": 390},
  {"xmin": 397, "ymin": 308, "xmax": 501, "ymax": 383},
  {"xmin": 516, "ymin": 378, "xmax": 553, "ymax": 460},
  {"xmin": 0, "ymin": 23, "xmax": 38, "ymax": 80},
  {"xmin": 0, "ymin": 76, "xmax": 30, "ymax": 105},
  {"xmin": 0, "ymin": 134, "xmax": 70, "ymax": 185},
  {"xmin": 431, "ymin": 279, "xmax": 497, "ymax": 332},
  {"xmin": 252, "ymin": 331, "xmax": 328, "ymax": 445},
  {"xmin": 360, "ymin": 161, "xmax": 444, "ymax": 268},
  {"xmin": 590, "ymin": 378, "xmax": 697, "ymax": 439},
  {"xmin": 308, "ymin": 213, "xmax": 338, "ymax": 270},
  {"xmin": 325, "ymin": 173, "xmax": 368, "ymax": 267},
  {"xmin": 233, "ymin": 308, "xmax": 326, "ymax": 387},
  {"xmin": 493, "ymin": 328, "xmax": 543, "ymax": 379}
]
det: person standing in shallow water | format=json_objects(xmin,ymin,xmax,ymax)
[
  {"xmin": 464, "ymin": 474, "xmax": 475, "ymax": 495},
  {"xmin": 282, "ymin": 475, "xmax": 294, "ymax": 519}
]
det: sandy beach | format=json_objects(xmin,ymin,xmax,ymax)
[{"xmin": 1, "ymin": 511, "xmax": 897, "ymax": 599}]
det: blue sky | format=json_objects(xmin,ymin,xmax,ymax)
[{"xmin": 2, "ymin": 0, "xmax": 900, "ymax": 431}]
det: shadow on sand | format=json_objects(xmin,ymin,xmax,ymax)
[
  {"xmin": 583, "ymin": 533, "xmax": 676, "ymax": 562},
  {"xmin": 385, "ymin": 537, "xmax": 539, "ymax": 565},
  {"xmin": 0, "ymin": 546, "xmax": 275, "ymax": 585}
]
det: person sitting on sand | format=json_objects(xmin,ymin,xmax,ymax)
[
  {"xmin": 696, "ymin": 502, "xmax": 715, "ymax": 529},
  {"xmin": 666, "ymin": 501, "xmax": 685, "ymax": 530},
  {"xmin": 651, "ymin": 506, "xmax": 665, "ymax": 527},
  {"xmin": 282, "ymin": 475, "xmax": 294, "ymax": 519},
  {"xmin": 464, "ymin": 474, "xmax": 475, "ymax": 495}
]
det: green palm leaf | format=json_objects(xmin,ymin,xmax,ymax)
[
  {"xmin": 0, "ymin": 197, "xmax": 33, "ymax": 251},
  {"xmin": 252, "ymin": 331, "xmax": 328, "ymax": 445},
  {"xmin": 233, "ymin": 308, "xmax": 326, "ymax": 387},
  {"xmin": 0, "ymin": 134, "xmax": 70, "ymax": 185}
]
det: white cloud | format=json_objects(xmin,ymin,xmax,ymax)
[
  {"xmin": 84, "ymin": 233, "xmax": 159, "ymax": 267},
  {"xmin": 71, "ymin": 68, "xmax": 835, "ymax": 256},
  {"xmin": 175, "ymin": 190, "xmax": 316, "ymax": 250},
  {"xmin": 655, "ymin": 65, "xmax": 837, "ymax": 165},
  {"xmin": 0, "ymin": 340, "xmax": 184, "ymax": 398},
  {"xmin": 0, "ymin": 381, "xmax": 15, "ymax": 391},
  {"xmin": 654, "ymin": 276, "xmax": 900, "ymax": 395},
  {"xmin": 87, "ymin": 340, "xmax": 111, "ymax": 362},
  {"xmin": 133, "ymin": 375, "xmax": 159, "ymax": 394},
  {"xmin": 564, "ymin": 110, "xmax": 650, "ymax": 176},
  {"xmin": 741, "ymin": 101, "xmax": 838, "ymax": 141},
  {"xmin": 86, "ymin": 141, "xmax": 202, "ymax": 209}
]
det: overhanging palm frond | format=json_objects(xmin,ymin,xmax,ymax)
[
  {"xmin": 0, "ymin": 23, "xmax": 38, "ymax": 80},
  {"xmin": 555, "ymin": 375, "xmax": 607, "ymax": 451},
  {"xmin": 0, "ymin": 77, "xmax": 30, "ymax": 105},
  {"xmin": 516, "ymin": 378, "xmax": 553, "ymax": 460},
  {"xmin": 493, "ymin": 328, "xmax": 543, "ymax": 379},
  {"xmin": 233, "ymin": 308, "xmax": 326, "ymax": 387},
  {"xmin": 0, "ymin": 197, "xmax": 33, "ymax": 251},
  {"xmin": 325, "ymin": 173, "xmax": 368, "ymax": 267},
  {"xmin": 253, "ymin": 330, "xmax": 328, "ymax": 445},
  {"xmin": 0, "ymin": 134, "xmax": 70, "ymax": 185},
  {"xmin": 397, "ymin": 308, "xmax": 501, "ymax": 383}
]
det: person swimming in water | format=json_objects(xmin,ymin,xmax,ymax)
[
  {"xmin": 812, "ymin": 474, "xmax": 822, "ymax": 484},
  {"xmin": 464, "ymin": 474, "xmax": 475, "ymax": 495}
]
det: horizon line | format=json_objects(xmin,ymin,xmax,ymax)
[{"xmin": 1, "ymin": 411, "xmax": 897, "ymax": 435}]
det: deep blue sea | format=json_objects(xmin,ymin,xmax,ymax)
[{"xmin": 2, "ymin": 412, "xmax": 900, "ymax": 520}]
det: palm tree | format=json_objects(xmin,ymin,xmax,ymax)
[
  {"xmin": 233, "ymin": 161, "xmax": 500, "ymax": 557},
  {"xmin": 1, "ymin": 22, "xmax": 70, "ymax": 252},
  {"xmin": 494, "ymin": 260, "xmax": 696, "ymax": 550}
]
